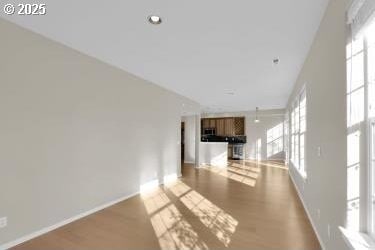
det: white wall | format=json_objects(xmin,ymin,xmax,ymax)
[
  {"xmin": 245, "ymin": 113, "xmax": 285, "ymax": 161},
  {"xmin": 202, "ymin": 109, "xmax": 285, "ymax": 161},
  {"xmin": 286, "ymin": 0, "xmax": 349, "ymax": 249},
  {"xmin": 181, "ymin": 115, "xmax": 196, "ymax": 164},
  {"xmin": 0, "ymin": 19, "xmax": 199, "ymax": 246},
  {"xmin": 199, "ymin": 142, "xmax": 228, "ymax": 167}
]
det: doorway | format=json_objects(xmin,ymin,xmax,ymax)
[{"xmin": 181, "ymin": 122, "xmax": 185, "ymax": 163}]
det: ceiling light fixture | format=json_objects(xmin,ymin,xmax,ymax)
[
  {"xmin": 254, "ymin": 107, "xmax": 260, "ymax": 123},
  {"xmin": 225, "ymin": 89, "xmax": 235, "ymax": 95},
  {"xmin": 148, "ymin": 15, "xmax": 162, "ymax": 25}
]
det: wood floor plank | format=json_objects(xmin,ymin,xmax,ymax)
[{"xmin": 11, "ymin": 160, "xmax": 321, "ymax": 250}]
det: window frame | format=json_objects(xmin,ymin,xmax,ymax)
[
  {"xmin": 346, "ymin": 18, "xmax": 375, "ymax": 240},
  {"xmin": 284, "ymin": 113, "xmax": 290, "ymax": 165},
  {"xmin": 289, "ymin": 86, "xmax": 307, "ymax": 178},
  {"xmin": 370, "ymin": 118, "xmax": 375, "ymax": 239}
]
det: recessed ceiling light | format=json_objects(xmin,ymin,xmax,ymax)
[
  {"xmin": 273, "ymin": 58, "xmax": 280, "ymax": 65},
  {"xmin": 148, "ymin": 15, "xmax": 162, "ymax": 25}
]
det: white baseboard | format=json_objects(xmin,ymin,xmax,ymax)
[
  {"xmin": 289, "ymin": 172, "xmax": 326, "ymax": 250},
  {"xmin": 0, "ymin": 191, "xmax": 139, "ymax": 250},
  {"xmin": 184, "ymin": 161, "xmax": 195, "ymax": 164}
]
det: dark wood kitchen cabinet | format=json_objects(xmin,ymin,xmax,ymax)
[
  {"xmin": 234, "ymin": 117, "xmax": 245, "ymax": 135},
  {"xmin": 201, "ymin": 117, "xmax": 245, "ymax": 136},
  {"xmin": 202, "ymin": 119, "xmax": 210, "ymax": 129},
  {"xmin": 224, "ymin": 118, "xmax": 234, "ymax": 136},
  {"xmin": 216, "ymin": 119, "xmax": 225, "ymax": 135},
  {"xmin": 209, "ymin": 119, "xmax": 216, "ymax": 128}
]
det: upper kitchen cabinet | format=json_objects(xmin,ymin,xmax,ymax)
[
  {"xmin": 209, "ymin": 119, "xmax": 216, "ymax": 128},
  {"xmin": 202, "ymin": 119, "xmax": 210, "ymax": 129},
  {"xmin": 201, "ymin": 117, "xmax": 245, "ymax": 136},
  {"xmin": 224, "ymin": 118, "xmax": 234, "ymax": 136},
  {"xmin": 234, "ymin": 117, "xmax": 245, "ymax": 135},
  {"xmin": 216, "ymin": 118, "xmax": 225, "ymax": 136}
]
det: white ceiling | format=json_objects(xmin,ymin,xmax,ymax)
[{"xmin": 1, "ymin": 0, "xmax": 329, "ymax": 112}]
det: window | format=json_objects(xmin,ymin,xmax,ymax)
[
  {"xmin": 346, "ymin": 32, "xmax": 365, "ymax": 232},
  {"xmin": 346, "ymin": 12, "xmax": 375, "ymax": 238},
  {"xmin": 367, "ymin": 18, "xmax": 375, "ymax": 238},
  {"xmin": 294, "ymin": 100, "xmax": 300, "ymax": 166},
  {"xmin": 290, "ymin": 88, "xmax": 306, "ymax": 177},
  {"xmin": 284, "ymin": 113, "xmax": 290, "ymax": 165},
  {"xmin": 371, "ymin": 120, "xmax": 375, "ymax": 234},
  {"xmin": 291, "ymin": 108, "xmax": 296, "ymax": 162},
  {"xmin": 267, "ymin": 123, "xmax": 283, "ymax": 157},
  {"xmin": 299, "ymin": 91, "xmax": 306, "ymax": 173}
]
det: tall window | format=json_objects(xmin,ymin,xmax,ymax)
[
  {"xmin": 291, "ymin": 108, "xmax": 295, "ymax": 164},
  {"xmin": 371, "ymin": 121, "xmax": 375, "ymax": 235},
  {"xmin": 267, "ymin": 123, "xmax": 284, "ymax": 158},
  {"xmin": 284, "ymin": 113, "xmax": 290, "ymax": 165},
  {"xmin": 367, "ymin": 15, "xmax": 375, "ymax": 238},
  {"xmin": 290, "ymin": 88, "xmax": 306, "ymax": 177},
  {"xmin": 299, "ymin": 91, "xmax": 306, "ymax": 173},
  {"xmin": 346, "ymin": 2, "xmax": 375, "ymax": 238},
  {"xmin": 346, "ymin": 31, "xmax": 365, "ymax": 232}
]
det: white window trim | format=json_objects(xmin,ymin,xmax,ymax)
[
  {"xmin": 342, "ymin": 4, "xmax": 375, "ymax": 248},
  {"xmin": 343, "ymin": 123, "xmax": 375, "ymax": 247},
  {"xmin": 289, "ymin": 86, "xmax": 307, "ymax": 179},
  {"xmin": 284, "ymin": 114, "xmax": 290, "ymax": 165},
  {"xmin": 340, "ymin": 226, "xmax": 375, "ymax": 250},
  {"xmin": 369, "ymin": 119, "xmax": 375, "ymax": 238}
]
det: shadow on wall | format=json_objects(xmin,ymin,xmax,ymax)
[
  {"xmin": 266, "ymin": 123, "xmax": 284, "ymax": 160},
  {"xmin": 247, "ymin": 121, "xmax": 286, "ymax": 162}
]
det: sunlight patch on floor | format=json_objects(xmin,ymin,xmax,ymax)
[
  {"xmin": 227, "ymin": 166, "xmax": 259, "ymax": 179},
  {"xmin": 230, "ymin": 162, "xmax": 261, "ymax": 173},
  {"xmin": 202, "ymin": 165, "xmax": 257, "ymax": 187},
  {"xmin": 243, "ymin": 160, "xmax": 288, "ymax": 170},
  {"xmin": 142, "ymin": 188, "xmax": 208, "ymax": 250},
  {"xmin": 167, "ymin": 180, "xmax": 238, "ymax": 247},
  {"xmin": 143, "ymin": 188, "xmax": 170, "ymax": 215},
  {"xmin": 167, "ymin": 180, "xmax": 191, "ymax": 197},
  {"xmin": 181, "ymin": 190, "xmax": 238, "ymax": 247}
]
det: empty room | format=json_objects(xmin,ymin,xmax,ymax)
[{"xmin": 1, "ymin": 0, "xmax": 374, "ymax": 249}]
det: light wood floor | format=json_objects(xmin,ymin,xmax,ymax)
[{"xmin": 12, "ymin": 161, "xmax": 321, "ymax": 250}]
